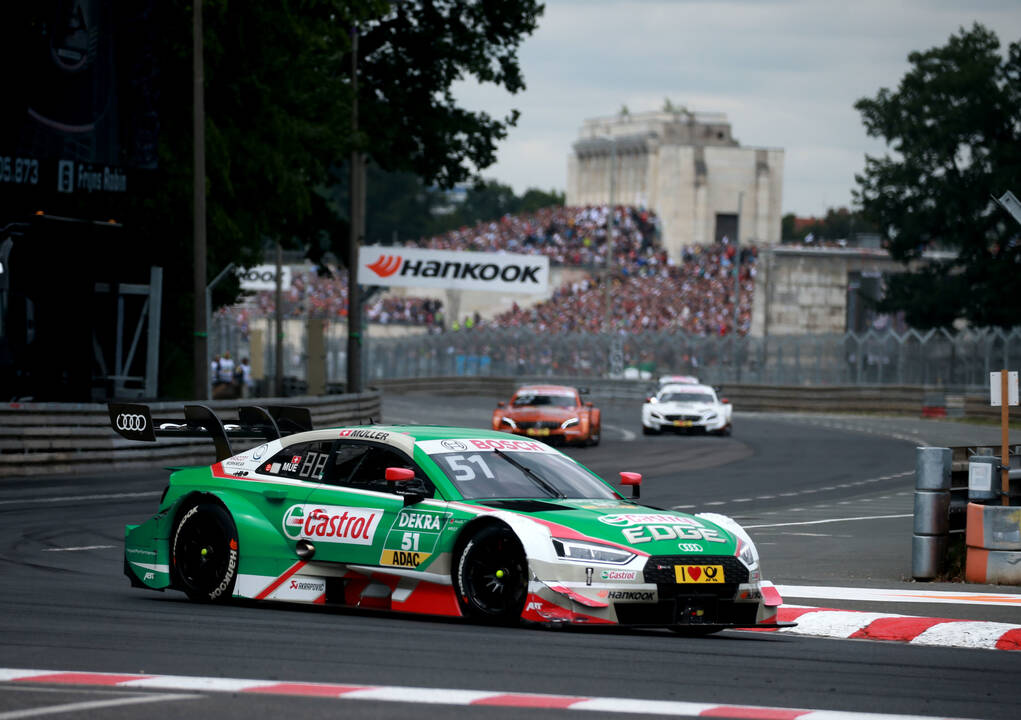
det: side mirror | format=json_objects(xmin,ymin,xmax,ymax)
[
  {"xmin": 646, "ymin": 396, "xmax": 656, "ymax": 404},
  {"xmin": 620, "ymin": 471, "xmax": 642, "ymax": 499},
  {"xmin": 385, "ymin": 467, "xmax": 415, "ymax": 482},
  {"xmin": 386, "ymin": 467, "xmax": 424, "ymax": 506},
  {"xmin": 721, "ymin": 397, "xmax": 730, "ymax": 404},
  {"xmin": 585, "ymin": 401, "xmax": 594, "ymax": 407},
  {"xmin": 497, "ymin": 401, "xmax": 506, "ymax": 408}
]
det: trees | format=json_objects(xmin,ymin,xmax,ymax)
[
  {"xmin": 854, "ymin": 23, "xmax": 1021, "ymax": 329},
  {"xmin": 126, "ymin": 0, "xmax": 543, "ymax": 395}
]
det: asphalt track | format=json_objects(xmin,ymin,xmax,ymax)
[{"xmin": 1, "ymin": 393, "xmax": 1020, "ymax": 720}]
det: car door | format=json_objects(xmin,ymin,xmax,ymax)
[{"xmin": 299, "ymin": 441, "xmax": 438, "ymax": 568}]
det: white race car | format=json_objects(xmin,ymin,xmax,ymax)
[{"xmin": 641, "ymin": 383, "xmax": 732, "ymax": 436}]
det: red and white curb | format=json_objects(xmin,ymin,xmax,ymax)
[
  {"xmin": 0, "ymin": 669, "xmax": 971, "ymax": 720},
  {"xmin": 768, "ymin": 606, "xmax": 1021, "ymax": 650}
]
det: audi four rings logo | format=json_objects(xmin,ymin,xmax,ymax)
[{"xmin": 116, "ymin": 413, "xmax": 147, "ymax": 431}]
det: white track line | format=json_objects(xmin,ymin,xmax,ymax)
[
  {"xmin": 0, "ymin": 669, "xmax": 972, "ymax": 720},
  {"xmin": 777, "ymin": 585, "xmax": 1021, "ymax": 606},
  {"xmin": 0, "ymin": 693, "xmax": 197, "ymax": 719}
]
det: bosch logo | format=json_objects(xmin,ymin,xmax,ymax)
[
  {"xmin": 116, "ymin": 413, "xmax": 147, "ymax": 432},
  {"xmin": 441, "ymin": 439, "xmax": 468, "ymax": 451}
]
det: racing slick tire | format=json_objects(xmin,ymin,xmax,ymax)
[
  {"xmin": 588, "ymin": 425, "xmax": 601, "ymax": 447},
  {"xmin": 454, "ymin": 524, "xmax": 528, "ymax": 624},
  {"xmin": 714, "ymin": 423, "xmax": 732, "ymax": 437},
  {"xmin": 171, "ymin": 502, "xmax": 239, "ymax": 603},
  {"xmin": 642, "ymin": 424, "xmax": 660, "ymax": 435}
]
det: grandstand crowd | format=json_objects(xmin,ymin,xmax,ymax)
[{"xmin": 223, "ymin": 204, "xmax": 757, "ymax": 337}]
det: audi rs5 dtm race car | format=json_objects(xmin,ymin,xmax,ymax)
[{"xmin": 112, "ymin": 403, "xmax": 783, "ymax": 632}]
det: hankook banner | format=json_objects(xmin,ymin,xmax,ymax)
[{"xmin": 358, "ymin": 246, "xmax": 549, "ymax": 294}]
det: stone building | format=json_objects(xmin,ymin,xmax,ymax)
[{"xmin": 566, "ymin": 110, "xmax": 784, "ymax": 258}]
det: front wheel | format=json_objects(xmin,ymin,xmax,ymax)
[
  {"xmin": 587, "ymin": 425, "xmax": 601, "ymax": 446},
  {"xmin": 642, "ymin": 424, "xmax": 660, "ymax": 435},
  {"xmin": 171, "ymin": 502, "xmax": 239, "ymax": 602},
  {"xmin": 454, "ymin": 525, "xmax": 528, "ymax": 624}
]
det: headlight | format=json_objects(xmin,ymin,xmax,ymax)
[
  {"xmin": 500, "ymin": 416, "xmax": 517, "ymax": 429},
  {"xmin": 561, "ymin": 417, "xmax": 579, "ymax": 429},
  {"xmin": 737, "ymin": 537, "xmax": 760, "ymax": 572},
  {"xmin": 552, "ymin": 538, "xmax": 636, "ymax": 565},
  {"xmin": 704, "ymin": 412, "xmax": 717, "ymax": 420},
  {"xmin": 650, "ymin": 411, "xmax": 663, "ymax": 419}
]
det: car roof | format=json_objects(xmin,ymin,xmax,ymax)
[
  {"xmin": 513, "ymin": 385, "xmax": 578, "ymax": 395},
  {"xmin": 659, "ymin": 383, "xmax": 716, "ymax": 394},
  {"xmin": 658, "ymin": 375, "xmax": 699, "ymax": 384},
  {"xmin": 277, "ymin": 424, "xmax": 548, "ymax": 452}
]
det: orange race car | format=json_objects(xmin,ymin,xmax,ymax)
[{"xmin": 492, "ymin": 384, "xmax": 601, "ymax": 447}]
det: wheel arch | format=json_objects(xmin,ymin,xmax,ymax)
[{"xmin": 171, "ymin": 490, "xmax": 292, "ymax": 578}]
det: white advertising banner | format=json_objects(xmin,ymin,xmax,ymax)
[
  {"xmin": 358, "ymin": 246, "xmax": 549, "ymax": 294},
  {"xmin": 238, "ymin": 265, "xmax": 292, "ymax": 291}
]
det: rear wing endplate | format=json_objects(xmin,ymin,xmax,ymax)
[{"xmin": 108, "ymin": 403, "xmax": 314, "ymax": 462}]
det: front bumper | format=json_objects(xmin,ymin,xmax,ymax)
[
  {"xmin": 643, "ymin": 414, "xmax": 727, "ymax": 433},
  {"xmin": 521, "ymin": 554, "xmax": 780, "ymax": 628},
  {"xmin": 503, "ymin": 424, "xmax": 589, "ymax": 444}
]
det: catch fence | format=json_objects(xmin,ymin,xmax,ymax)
[{"xmin": 213, "ymin": 321, "xmax": 1021, "ymax": 391}]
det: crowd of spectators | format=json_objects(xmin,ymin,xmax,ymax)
[
  {"xmin": 488, "ymin": 241, "xmax": 756, "ymax": 336},
  {"xmin": 216, "ymin": 267, "xmax": 445, "ymax": 334},
  {"xmin": 410, "ymin": 204, "xmax": 662, "ymax": 269},
  {"xmin": 218, "ymin": 204, "xmax": 757, "ymax": 337}
]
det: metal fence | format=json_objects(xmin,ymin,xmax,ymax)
[
  {"xmin": 211, "ymin": 320, "xmax": 1021, "ymax": 390},
  {"xmin": 365, "ymin": 327, "xmax": 1021, "ymax": 389}
]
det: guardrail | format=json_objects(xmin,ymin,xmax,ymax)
[
  {"xmin": 373, "ymin": 376, "xmax": 935, "ymax": 413},
  {"xmin": 0, "ymin": 392, "xmax": 381, "ymax": 477}
]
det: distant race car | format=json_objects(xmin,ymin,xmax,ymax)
[
  {"xmin": 641, "ymin": 383, "xmax": 733, "ymax": 436},
  {"xmin": 657, "ymin": 374, "xmax": 700, "ymax": 387},
  {"xmin": 493, "ymin": 384, "xmax": 600, "ymax": 447},
  {"xmin": 112, "ymin": 403, "xmax": 783, "ymax": 632}
]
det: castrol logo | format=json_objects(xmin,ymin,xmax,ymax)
[
  {"xmin": 282, "ymin": 504, "xmax": 382, "ymax": 546},
  {"xmin": 116, "ymin": 413, "xmax": 147, "ymax": 432}
]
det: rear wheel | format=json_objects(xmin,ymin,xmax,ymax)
[
  {"xmin": 454, "ymin": 525, "xmax": 528, "ymax": 624},
  {"xmin": 171, "ymin": 502, "xmax": 239, "ymax": 602}
]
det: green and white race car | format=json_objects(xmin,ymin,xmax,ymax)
[{"xmin": 113, "ymin": 403, "xmax": 784, "ymax": 631}]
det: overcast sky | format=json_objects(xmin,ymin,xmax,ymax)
[{"xmin": 452, "ymin": 0, "xmax": 1021, "ymax": 217}]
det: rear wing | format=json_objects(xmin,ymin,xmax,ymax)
[{"xmin": 108, "ymin": 403, "xmax": 314, "ymax": 462}]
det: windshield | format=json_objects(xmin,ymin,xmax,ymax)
[
  {"xmin": 431, "ymin": 450, "xmax": 617, "ymax": 500},
  {"xmin": 512, "ymin": 393, "xmax": 576, "ymax": 408},
  {"xmin": 660, "ymin": 392, "xmax": 715, "ymax": 403}
]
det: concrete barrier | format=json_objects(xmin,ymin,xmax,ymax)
[
  {"xmin": 965, "ymin": 503, "xmax": 1021, "ymax": 584},
  {"xmin": 0, "ymin": 392, "xmax": 381, "ymax": 477}
]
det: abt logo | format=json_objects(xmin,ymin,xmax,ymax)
[{"xmin": 367, "ymin": 255, "xmax": 402, "ymax": 278}]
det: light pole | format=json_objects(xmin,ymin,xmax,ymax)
[
  {"xmin": 205, "ymin": 262, "xmax": 235, "ymax": 400},
  {"xmin": 192, "ymin": 0, "xmax": 207, "ymax": 400}
]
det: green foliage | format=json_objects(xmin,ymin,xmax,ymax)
[
  {"xmin": 781, "ymin": 208, "xmax": 875, "ymax": 243},
  {"xmin": 115, "ymin": 0, "xmax": 542, "ymax": 395},
  {"xmin": 854, "ymin": 23, "xmax": 1021, "ymax": 329}
]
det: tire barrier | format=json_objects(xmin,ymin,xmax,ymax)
[
  {"xmin": 912, "ymin": 446, "xmax": 952, "ymax": 580},
  {"xmin": 0, "ymin": 392, "xmax": 381, "ymax": 477},
  {"xmin": 965, "ymin": 503, "xmax": 1021, "ymax": 584}
]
